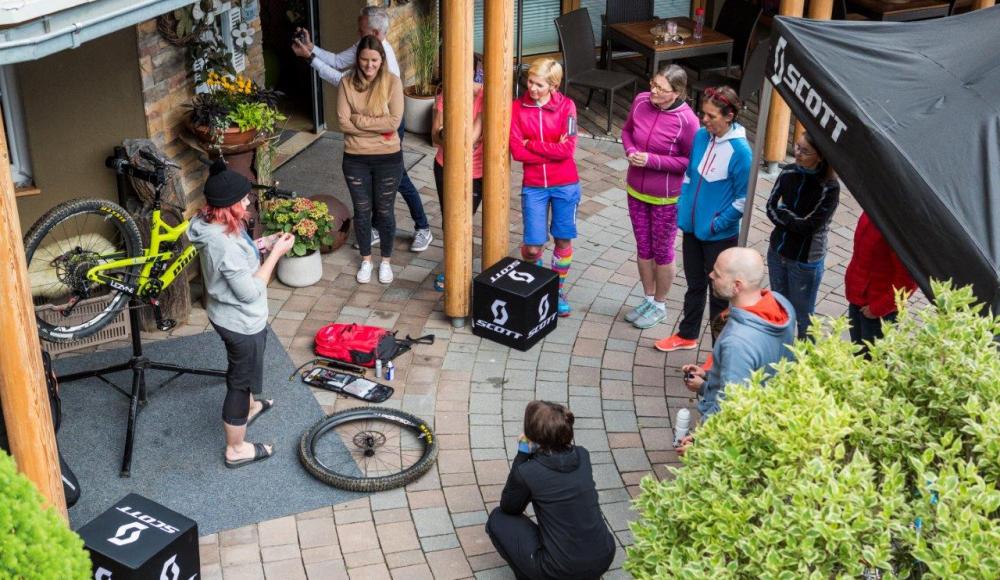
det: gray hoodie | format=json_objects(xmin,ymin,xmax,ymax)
[
  {"xmin": 698, "ymin": 290, "xmax": 797, "ymax": 418},
  {"xmin": 187, "ymin": 216, "xmax": 267, "ymax": 335}
]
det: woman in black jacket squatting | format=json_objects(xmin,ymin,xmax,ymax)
[{"xmin": 486, "ymin": 401, "xmax": 616, "ymax": 580}]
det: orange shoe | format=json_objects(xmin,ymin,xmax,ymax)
[
  {"xmin": 654, "ymin": 334, "xmax": 698, "ymax": 352},
  {"xmin": 701, "ymin": 353, "xmax": 714, "ymax": 371}
]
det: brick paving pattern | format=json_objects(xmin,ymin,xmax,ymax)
[{"xmin": 124, "ymin": 133, "xmax": 887, "ymax": 579}]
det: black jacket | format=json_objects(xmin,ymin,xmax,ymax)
[
  {"xmin": 500, "ymin": 446, "xmax": 616, "ymax": 579},
  {"xmin": 766, "ymin": 164, "xmax": 840, "ymax": 263}
]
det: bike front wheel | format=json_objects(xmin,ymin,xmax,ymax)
[
  {"xmin": 24, "ymin": 198, "xmax": 143, "ymax": 342},
  {"xmin": 299, "ymin": 407, "xmax": 439, "ymax": 492}
]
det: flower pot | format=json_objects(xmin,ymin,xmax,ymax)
[
  {"xmin": 276, "ymin": 250, "xmax": 323, "ymax": 287},
  {"xmin": 186, "ymin": 116, "xmax": 262, "ymax": 155},
  {"xmin": 403, "ymin": 86, "xmax": 436, "ymax": 135}
]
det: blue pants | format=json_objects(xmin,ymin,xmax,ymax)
[
  {"xmin": 767, "ymin": 248, "xmax": 824, "ymax": 339},
  {"xmin": 378, "ymin": 121, "xmax": 428, "ymax": 230},
  {"xmin": 521, "ymin": 183, "xmax": 581, "ymax": 246}
]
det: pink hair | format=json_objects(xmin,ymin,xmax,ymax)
[{"xmin": 200, "ymin": 200, "xmax": 248, "ymax": 235}]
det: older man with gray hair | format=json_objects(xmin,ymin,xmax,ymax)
[
  {"xmin": 680, "ymin": 247, "xmax": 796, "ymax": 424},
  {"xmin": 292, "ymin": 6, "xmax": 433, "ymax": 253}
]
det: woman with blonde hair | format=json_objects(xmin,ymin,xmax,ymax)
[
  {"xmin": 337, "ymin": 34, "xmax": 404, "ymax": 285},
  {"xmin": 510, "ymin": 58, "xmax": 580, "ymax": 317}
]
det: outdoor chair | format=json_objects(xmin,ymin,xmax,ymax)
[
  {"xmin": 691, "ymin": 36, "xmax": 771, "ymax": 113},
  {"xmin": 555, "ymin": 8, "xmax": 639, "ymax": 135},
  {"xmin": 599, "ymin": 0, "xmax": 654, "ymax": 69},
  {"xmin": 684, "ymin": 0, "xmax": 762, "ymax": 80}
]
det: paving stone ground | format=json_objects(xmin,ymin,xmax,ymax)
[{"xmin": 107, "ymin": 133, "xmax": 888, "ymax": 579}]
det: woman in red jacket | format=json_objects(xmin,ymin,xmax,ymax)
[
  {"xmin": 845, "ymin": 212, "xmax": 917, "ymax": 353},
  {"xmin": 510, "ymin": 58, "xmax": 579, "ymax": 317}
]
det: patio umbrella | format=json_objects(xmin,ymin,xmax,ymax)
[{"xmin": 758, "ymin": 8, "xmax": 1000, "ymax": 312}]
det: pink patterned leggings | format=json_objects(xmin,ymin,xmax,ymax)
[{"xmin": 627, "ymin": 195, "xmax": 678, "ymax": 266}]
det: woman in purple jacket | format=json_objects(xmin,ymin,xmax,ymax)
[{"xmin": 620, "ymin": 64, "xmax": 699, "ymax": 329}]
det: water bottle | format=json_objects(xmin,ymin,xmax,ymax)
[
  {"xmin": 693, "ymin": 8, "xmax": 705, "ymax": 40},
  {"xmin": 673, "ymin": 408, "xmax": 691, "ymax": 447}
]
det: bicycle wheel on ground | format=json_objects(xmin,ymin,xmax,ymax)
[
  {"xmin": 299, "ymin": 406, "xmax": 438, "ymax": 492},
  {"xmin": 24, "ymin": 198, "xmax": 143, "ymax": 343}
]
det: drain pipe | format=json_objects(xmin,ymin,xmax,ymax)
[{"xmin": 0, "ymin": 0, "xmax": 195, "ymax": 65}]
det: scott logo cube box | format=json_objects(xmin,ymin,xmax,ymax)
[
  {"xmin": 473, "ymin": 257, "xmax": 558, "ymax": 351},
  {"xmin": 79, "ymin": 493, "xmax": 199, "ymax": 580}
]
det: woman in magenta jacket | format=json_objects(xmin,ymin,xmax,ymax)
[
  {"xmin": 510, "ymin": 58, "xmax": 579, "ymax": 317},
  {"xmin": 620, "ymin": 64, "xmax": 699, "ymax": 329}
]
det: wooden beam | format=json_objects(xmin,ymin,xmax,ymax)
[
  {"xmin": 763, "ymin": 0, "xmax": 805, "ymax": 164},
  {"xmin": 482, "ymin": 0, "xmax": 514, "ymax": 270},
  {"xmin": 793, "ymin": 0, "xmax": 834, "ymax": 144},
  {"xmin": 973, "ymin": 0, "xmax": 995, "ymax": 8},
  {"xmin": 0, "ymin": 108, "xmax": 67, "ymax": 518},
  {"xmin": 442, "ymin": 0, "xmax": 474, "ymax": 321}
]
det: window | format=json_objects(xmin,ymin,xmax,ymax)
[
  {"xmin": 0, "ymin": 66, "xmax": 32, "ymax": 187},
  {"xmin": 578, "ymin": 0, "xmax": 691, "ymax": 43}
]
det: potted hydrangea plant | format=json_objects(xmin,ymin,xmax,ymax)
[{"xmin": 260, "ymin": 197, "xmax": 334, "ymax": 287}]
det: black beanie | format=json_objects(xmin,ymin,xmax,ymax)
[{"xmin": 203, "ymin": 159, "xmax": 251, "ymax": 208}]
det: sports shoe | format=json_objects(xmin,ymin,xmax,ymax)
[
  {"xmin": 654, "ymin": 334, "xmax": 698, "ymax": 352},
  {"xmin": 410, "ymin": 228, "xmax": 433, "ymax": 252},
  {"xmin": 434, "ymin": 273, "xmax": 445, "ymax": 291},
  {"xmin": 356, "ymin": 260, "xmax": 373, "ymax": 284},
  {"xmin": 633, "ymin": 304, "xmax": 666, "ymax": 329},
  {"xmin": 353, "ymin": 229, "xmax": 380, "ymax": 250},
  {"xmin": 378, "ymin": 261, "xmax": 394, "ymax": 284},
  {"xmin": 557, "ymin": 292, "xmax": 571, "ymax": 317},
  {"xmin": 625, "ymin": 300, "xmax": 652, "ymax": 323}
]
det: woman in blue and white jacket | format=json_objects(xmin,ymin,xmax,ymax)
[{"xmin": 657, "ymin": 85, "xmax": 752, "ymax": 353}]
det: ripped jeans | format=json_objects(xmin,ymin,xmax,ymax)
[{"xmin": 343, "ymin": 152, "xmax": 403, "ymax": 258}]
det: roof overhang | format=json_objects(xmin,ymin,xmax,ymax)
[{"xmin": 0, "ymin": 0, "xmax": 195, "ymax": 65}]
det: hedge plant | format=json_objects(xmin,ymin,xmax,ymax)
[
  {"xmin": 0, "ymin": 451, "xmax": 90, "ymax": 579},
  {"xmin": 627, "ymin": 282, "xmax": 1000, "ymax": 579}
]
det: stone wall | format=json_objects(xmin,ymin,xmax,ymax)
[
  {"xmin": 376, "ymin": 0, "xmax": 437, "ymax": 88},
  {"xmin": 135, "ymin": 14, "xmax": 266, "ymax": 210}
]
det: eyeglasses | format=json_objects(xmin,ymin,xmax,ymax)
[
  {"xmin": 793, "ymin": 144, "xmax": 817, "ymax": 157},
  {"xmin": 649, "ymin": 82, "xmax": 675, "ymax": 95}
]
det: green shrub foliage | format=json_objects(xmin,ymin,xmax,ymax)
[
  {"xmin": 0, "ymin": 451, "xmax": 90, "ymax": 579},
  {"xmin": 627, "ymin": 282, "xmax": 1000, "ymax": 579}
]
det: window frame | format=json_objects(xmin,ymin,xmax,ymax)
[{"xmin": 0, "ymin": 65, "xmax": 33, "ymax": 188}]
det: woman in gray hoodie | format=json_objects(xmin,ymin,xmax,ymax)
[{"xmin": 188, "ymin": 160, "xmax": 294, "ymax": 468}]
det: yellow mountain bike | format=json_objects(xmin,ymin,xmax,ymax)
[{"xmin": 24, "ymin": 151, "xmax": 291, "ymax": 343}]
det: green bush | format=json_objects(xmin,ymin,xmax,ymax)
[
  {"xmin": 626, "ymin": 282, "xmax": 1000, "ymax": 579},
  {"xmin": 0, "ymin": 451, "xmax": 90, "ymax": 579}
]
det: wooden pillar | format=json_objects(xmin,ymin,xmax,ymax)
[
  {"xmin": 973, "ymin": 0, "xmax": 995, "ymax": 9},
  {"xmin": 763, "ymin": 0, "xmax": 805, "ymax": 166},
  {"xmin": 0, "ymin": 114, "xmax": 67, "ymax": 518},
  {"xmin": 442, "ymin": 0, "xmax": 474, "ymax": 323},
  {"xmin": 482, "ymin": 0, "xmax": 514, "ymax": 270},
  {"xmin": 793, "ymin": 0, "xmax": 834, "ymax": 143}
]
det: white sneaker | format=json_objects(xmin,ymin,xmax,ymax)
[
  {"xmin": 356, "ymin": 260, "xmax": 373, "ymax": 283},
  {"xmin": 378, "ymin": 261, "xmax": 394, "ymax": 284},
  {"xmin": 410, "ymin": 228, "xmax": 433, "ymax": 252}
]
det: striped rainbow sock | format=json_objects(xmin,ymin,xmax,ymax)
[{"xmin": 552, "ymin": 245, "xmax": 573, "ymax": 293}]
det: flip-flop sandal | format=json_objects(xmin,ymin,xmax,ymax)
[
  {"xmin": 246, "ymin": 399, "xmax": 274, "ymax": 428},
  {"xmin": 225, "ymin": 442, "xmax": 274, "ymax": 469}
]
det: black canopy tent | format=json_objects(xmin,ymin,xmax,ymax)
[{"xmin": 740, "ymin": 8, "xmax": 1000, "ymax": 312}]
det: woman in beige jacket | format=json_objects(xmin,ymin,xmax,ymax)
[{"xmin": 337, "ymin": 35, "xmax": 404, "ymax": 284}]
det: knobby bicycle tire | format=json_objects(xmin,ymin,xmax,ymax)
[
  {"xmin": 299, "ymin": 406, "xmax": 439, "ymax": 492},
  {"xmin": 24, "ymin": 198, "xmax": 143, "ymax": 342}
]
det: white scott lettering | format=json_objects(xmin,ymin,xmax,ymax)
[
  {"xmin": 475, "ymin": 319, "xmax": 523, "ymax": 340},
  {"xmin": 771, "ymin": 36, "xmax": 848, "ymax": 143}
]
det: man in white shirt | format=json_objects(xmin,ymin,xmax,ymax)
[{"xmin": 292, "ymin": 6, "xmax": 433, "ymax": 252}]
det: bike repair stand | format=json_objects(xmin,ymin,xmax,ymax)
[{"xmin": 57, "ymin": 147, "xmax": 227, "ymax": 477}]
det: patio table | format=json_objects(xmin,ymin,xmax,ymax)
[
  {"xmin": 846, "ymin": 0, "xmax": 950, "ymax": 21},
  {"xmin": 607, "ymin": 18, "xmax": 733, "ymax": 77}
]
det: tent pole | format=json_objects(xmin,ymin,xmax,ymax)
[
  {"xmin": 740, "ymin": 80, "xmax": 773, "ymax": 247},
  {"xmin": 0, "ymin": 112, "xmax": 67, "ymax": 518},
  {"xmin": 973, "ymin": 0, "xmax": 995, "ymax": 8}
]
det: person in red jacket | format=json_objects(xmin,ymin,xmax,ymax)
[
  {"xmin": 510, "ymin": 58, "xmax": 580, "ymax": 317},
  {"xmin": 844, "ymin": 212, "xmax": 917, "ymax": 354}
]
